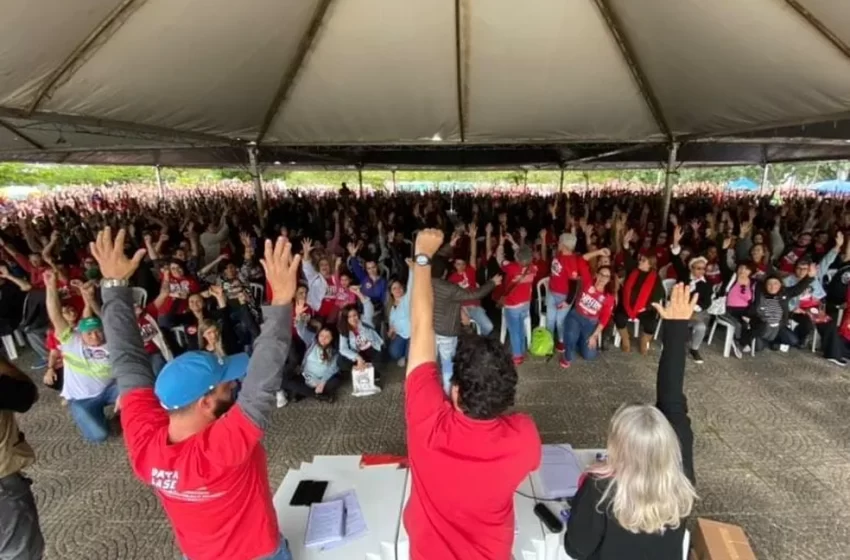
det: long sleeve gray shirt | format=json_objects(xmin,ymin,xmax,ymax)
[{"xmin": 432, "ymin": 278, "xmax": 496, "ymax": 337}]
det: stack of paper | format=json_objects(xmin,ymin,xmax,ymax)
[
  {"xmin": 322, "ymin": 490, "xmax": 369, "ymax": 550},
  {"xmin": 538, "ymin": 444, "xmax": 583, "ymax": 499},
  {"xmin": 305, "ymin": 499, "xmax": 345, "ymax": 548}
]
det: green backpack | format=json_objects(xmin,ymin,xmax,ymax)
[{"xmin": 529, "ymin": 327, "xmax": 555, "ymax": 357}]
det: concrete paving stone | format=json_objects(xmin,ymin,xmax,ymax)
[{"xmin": 11, "ymin": 340, "xmax": 850, "ymax": 559}]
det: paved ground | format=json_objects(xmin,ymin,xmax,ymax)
[{"xmin": 13, "ymin": 336, "xmax": 850, "ymax": 560}]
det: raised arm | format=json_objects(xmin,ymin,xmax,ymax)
[
  {"xmin": 651, "ymin": 284, "xmax": 696, "ymax": 484},
  {"xmin": 44, "ymin": 270, "xmax": 70, "ymax": 334},
  {"xmin": 89, "ymin": 229, "xmax": 156, "ymax": 394},
  {"xmin": 80, "ymin": 282, "xmax": 101, "ymax": 318},
  {"xmin": 0, "ymin": 265, "xmax": 31, "ymax": 292},
  {"xmin": 406, "ymin": 230, "xmax": 442, "ymax": 376},
  {"xmin": 234, "ymin": 237, "xmax": 299, "ymax": 430}
]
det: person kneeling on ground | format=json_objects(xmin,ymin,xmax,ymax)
[
  {"xmin": 561, "ymin": 266, "xmax": 615, "ymax": 368},
  {"xmin": 739, "ymin": 267, "xmax": 815, "ymax": 354},
  {"xmin": 281, "ymin": 304, "xmax": 342, "ymax": 404},
  {"xmin": 403, "ymin": 229, "xmax": 541, "ymax": 560},
  {"xmin": 565, "ymin": 284, "xmax": 697, "ymax": 560},
  {"xmin": 338, "ymin": 287, "xmax": 384, "ymax": 383}
]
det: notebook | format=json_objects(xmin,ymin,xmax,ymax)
[
  {"xmin": 321, "ymin": 490, "xmax": 369, "ymax": 550},
  {"xmin": 538, "ymin": 444, "xmax": 583, "ymax": 499},
  {"xmin": 304, "ymin": 499, "xmax": 345, "ymax": 548}
]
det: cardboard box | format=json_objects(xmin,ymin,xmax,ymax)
[{"xmin": 690, "ymin": 518, "xmax": 757, "ymax": 560}]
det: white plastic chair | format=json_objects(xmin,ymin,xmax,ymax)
[
  {"xmin": 499, "ymin": 308, "xmax": 532, "ymax": 351},
  {"xmin": 132, "ymin": 287, "xmax": 148, "ymax": 308},
  {"xmin": 171, "ymin": 326, "xmax": 189, "ymax": 349},
  {"xmin": 653, "ymin": 279, "xmax": 679, "ymax": 340},
  {"xmin": 707, "ymin": 316, "xmax": 738, "ymax": 357},
  {"xmin": 250, "ymin": 282, "xmax": 265, "ymax": 302},
  {"xmin": 536, "ymin": 277, "xmax": 549, "ymax": 328},
  {"xmin": 1, "ymin": 335, "xmax": 17, "ymax": 361},
  {"xmin": 613, "ymin": 319, "xmax": 640, "ymax": 348}
]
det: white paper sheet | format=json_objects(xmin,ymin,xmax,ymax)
[
  {"xmin": 304, "ymin": 499, "xmax": 345, "ymax": 548},
  {"xmin": 322, "ymin": 490, "xmax": 369, "ymax": 550}
]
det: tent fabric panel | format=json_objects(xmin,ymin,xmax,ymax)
[
  {"xmin": 267, "ymin": 0, "xmax": 459, "ymax": 144},
  {"xmin": 464, "ymin": 0, "xmax": 662, "ymax": 142},
  {"xmin": 0, "ymin": 118, "xmax": 195, "ymax": 152},
  {"xmin": 43, "ymin": 0, "xmax": 322, "ymax": 140},
  {"xmin": 0, "ymin": 0, "xmax": 124, "ymax": 108},
  {"xmin": 611, "ymin": 0, "xmax": 850, "ymax": 135}
]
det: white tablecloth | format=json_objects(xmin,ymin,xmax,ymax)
[{"xmin": 273, "ymin": 455, "xmax": 409, "ymax": 560}]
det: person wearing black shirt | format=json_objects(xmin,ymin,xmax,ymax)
[
  {"xmin": 564, "ymin": 285, "xmax": 697, "ymax": 560},
  {"xmin": 0, "ymin": 357, "xmax": 44, "ymax": 560}
]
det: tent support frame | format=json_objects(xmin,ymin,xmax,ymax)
[
  {"xmin": 661, "ymin": 142, "xmax": 679, "ymax": 225},
  {"xmin": 248, "ymin": 145, "xmax": 265, "ymax": 225},
  {"xmin": 591, "ymin": 0, "xmax": 673, "ymax": 141},
  {"xmin": 783, "ymin": 0, "xmax": 850, "ymax": 61},
  {"xmin": 27, "ymin": 0, "xmax": 146, "ymax": 114},
  {"xmin": 0, "ymin": 120, "xmax": 45, "ymax": 150},
  {"xmin": 257, "ymin": 0, "xmax": 335, "ymax": 144},
  {"xmin": 454, "ymin": 0, "xmax": 468, "ymax": 142},
  {"xmin": 154, "ymin": 164, "xmax": 164, "ymax": 198}
]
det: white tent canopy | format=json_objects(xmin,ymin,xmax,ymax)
[{"xmin": 1, "ymin": 0, "xmax": 850, "ymax": 166}]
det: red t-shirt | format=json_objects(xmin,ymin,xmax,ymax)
[
  {"xmin": 162, "ymin": 276, "xmax": 201, "ymax": 315},
  {"xmin": 573, "ymin": 285, "xmax": 615, "ymax": 327},
  {"xmin": 403, "ymin": 363, "xmax": 541, "ymax": 560},
  {"xmin": 45, "ymin": 329, "xmax": 63, "ymax": 368},
  {"xmin": 548, "ymin": 253, "xmax": 590, "ymax": 296},
  {"xmin": 448, "ymin": 266, "xmax": 480, "ymax": 307},
  {"xmin": 120, "ymin": 389, "xmax": 280, "ymax": 560},
  {"xmin": 654, "ymin": 245, "xmax": 670, "ymax": 268},
  {"xmin": 501, "ymin": 261, "xmax": 538, "ymax": 307},
  {"xmin": 532, "ymin": 258, "xmax": 549, "ymax": 286},
  {"xmin": 779, "ymin": 247, "xmax": 807, "ymax": 274},
  {"xmin": 137, "ymin": 305, "xmax": 160, "ymax": 355},
  {"xmin": 317, "ymin": 276, "xmax": 339, "ymax": 319}
]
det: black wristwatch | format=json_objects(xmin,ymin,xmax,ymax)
[{"xmin": 414, "ymin": 254, "xmax": 432, "ymax": 267}]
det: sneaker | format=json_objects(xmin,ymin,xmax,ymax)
[
  {"xmin": 316, "ymin": 393, "xmax": 336, "ymax": 404},
  {"xmin": 555, "ymin": 342, "xmax": 565, "ymax": 353},
  {"xmin": 742, "ymin": 344, "xmax": 752, "ymax": 354},
  {"xmin": 828, "ymin": 358, "xmax": 848, "ymax": 367},
  {"xmin": 396, "ymin": 358, "xmax": 406, "ymax": 368},
  {"xmin": 275, "ymin": 390, "xmax": 288, "ymax": 408},
  {"xmin": 689, "ymin": 349, "xmax": 704, "ymax": 364},
  {"xmin": 559, "ymin": 357, "xmax": 571, "ymax": 369},
  {"xmin": 30, "ymin": 361, "xmax": 47, "ymax": 371},
  {"xmin": 512, "ymin": 356, "xmax": 525, "ymax": 366},
  {"xmin": 731, "ymin": 341, "xmax": 742, "ymax": 359}
]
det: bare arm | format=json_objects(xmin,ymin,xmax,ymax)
[
  {"xmin": 406, "ymin": 231, "xmax": 442, "ymax": 377},
  {"xmin": 44, "ymin": 272, "xmax": 70, "ymax": 334}
]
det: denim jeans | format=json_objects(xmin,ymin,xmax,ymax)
[
  {"xmin": 0, "ymin": 473, "xmax": 44, "ymax": 560},
  {"xmin": 563, "ymin": 311, "xmax": 599, "ymax": 362},
  {"xmin": 463, "ymin": 306, "xmax": 494, "ymax": 336},
  {"xmin": 545, "ymin": 293, "xmax": 570, "ymax": 344},
  {"xmin": 504, "ymin": 305, "xmax": 530, "ymax": 358},
  {"xmin": 185, "ymin": 539, "xmax": 291, "ymax": 560},
  {"xmin": 435, "ymin": 335, "xmax": 458, "ymax": 393},
  {"xmin": 387, "ymin": 336, "xmax": 409, "ymax": 361},
  {"xmin": 68, "ymin": 383, "xmax": 119, "ymax": 443}
]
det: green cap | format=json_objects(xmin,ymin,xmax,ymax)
[{"xmin": 77, "ymin": 316, "xmax": 103, "ymax": 334}]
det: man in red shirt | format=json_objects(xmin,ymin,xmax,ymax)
[
  {"xmin": 404, "ymin": 229, "xmax": 541, "ymax": 560},
  {"xmin": 94, "ymin": 228, "xmax": 301, "ymax": 560},
  {"xmin": 547, "ymin": 233, "xmax": 592, "ymax": 351}
]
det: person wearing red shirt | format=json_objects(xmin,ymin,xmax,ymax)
[
  {"xmin": 447, "ymin": 224, "xmax": 494, "ymax": 336},
  {"xmin": 654, "ymin": 231, "xmax": 671, "ymax": 268},
  {"xmin": 161, "ymin": 260, "xmax": 201, "ymax": 316},
  {"xmin": 561, "ymin": 266, "xmax": 616, "ymax": 368},
  {"xmin": 403, "ymin": 229, "xmax": 541, "ymax": 560},
  {"xmin": 498, "ymin": 241, "xmax": 538, "ymax": 365},
  {"xmin": 778, "ymin": 232, "xmax": 813, "ymax": 275},
  {"xmin": 547, "ymin": 233, "xmax": 592, "ymax": 350},
  {"xmin": 0, "ymin": 237, "xmax": 49, "ymax": 289},
  {"xmin": 95, "ymin": 228, "xmax": 301, "ymax": 560}
]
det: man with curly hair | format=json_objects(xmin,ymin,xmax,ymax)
[{"xmin": 402, "ymin": 229, "xmax": 542, "ymax": 560}]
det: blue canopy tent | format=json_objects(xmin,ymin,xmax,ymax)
[
  {"xmin": 727, "ymin": 178, "xmax": 759, "ymax": 191},
  {"xmin": 811, "ymin": 180, "xmax": 850, "ymax": 194}
]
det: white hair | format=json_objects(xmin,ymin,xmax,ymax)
[
  {"xmin": 559, "ymin": 233, "xmax": 577, "ymax": 251},
  {"xmin": 587, "ymin": 404, "xmax": 696, "ymax": 534}
]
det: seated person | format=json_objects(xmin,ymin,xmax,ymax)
[
  {"xmin": 740, "ymin": 268, "xmax": 815, "ymax": 354},
  {"xmin": 282, "ymin": 308, "xmax": 341, "ymax": 403},
  {"xmin": 561, "ymin": 266, "xmax": 615, "ymax": 368},
  {"xmin": 565, "ymin": 285, "xmax": 697, "ymax": 560},
  {"xmin": 386, "ymin": 273, "xmax": 413, "ymax": 366},
  {"xmin": 338, "ymin": 288, "xmax": 384, "ymax": 382}
]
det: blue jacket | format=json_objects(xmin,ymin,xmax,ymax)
[
  {"xmin": 295, "ymin": 318, "xmax": 339, "ymax": 387},
  {"xmin": 339, "ymin": 299, "xmax": 384, "ymax": 361},
  {"xmin": 348, "ymin": 257, "xmax": 387, "ymax": 305},
  {"xmin": 388, "ymin": 271, "xmax": 413, "ymax": 340}
]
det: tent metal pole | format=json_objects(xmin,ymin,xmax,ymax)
[
  {"xmin": 154, "ymin": 165, "xmax": 164, "ymax": 198},
  {"xmin": 661, "ymin": 142, "xmax": 679, "ymax": 225},
  {"xmin": 760, "ymin": 163, "xmax": 770, "ymax": 195},
  {"xmin": 357, "ymin": 165, "xmax": 364, "ymax": 197},
  {"xmin": 391, "ymin": 169, "xmax": 397, "ymax": 193},
  {"xmin": 248, "ymin": 145, "xmax": 265, "ymax": 226},
  {"xmin": 558, "ymin": 167, "xmax": 565, "ymax": 194}
]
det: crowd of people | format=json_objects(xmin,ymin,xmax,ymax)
[{"xmin": 2, "ymin": 183, "xmax": 850, "ymax": 560}]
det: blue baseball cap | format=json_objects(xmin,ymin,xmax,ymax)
[{"xmin": 154, "ymin": 351, "xmax": 250, "ymax": 410}]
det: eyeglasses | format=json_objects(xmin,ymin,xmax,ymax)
[{"xmin": 692, "ymin": 266, "xmax": 706, "ymax": 271}]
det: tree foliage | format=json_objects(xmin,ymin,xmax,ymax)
[{"xmin": 0, "ymin": 161, "xmax": 845, "ymax": 188}]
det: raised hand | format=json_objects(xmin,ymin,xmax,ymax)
[
  {"xmin": 652, "ymin": 283, "xmax": 698, "ymax": 320},
  {"xmin": 0, "ymin": 265, "xmax": 8, "ymax": 278},
  {"xmin": 672, "ymin": 225, "xmax": 683, "ymax": 247},
  {"xmin": 414, "ymin": 229, "xmax": 444, "ymax": 258},
  {"xmin": 262, "ymin": 237, "xmax": 302, "ymax": 305},
  {"xmin": 722, "ymin": 236, "xmax": 733, "ymax": 250},
  {"xmin": 836, "ymin": 231, "xmax": 844, "ymax": 249},
  {"xmin": 90, "ymin": 227, "xmax": 146, "ymax": 280},
  {"xmin": 492, "ymin": 273, "xmax": 504, "ymax": 286},
  {"xmin": 347, "ymin": 242, "xmax": 359, "ymax": 256},
  {"xmin": 301, "ymin": 238, "xmax": 314, "ymax": 256},
  {"xmin": 807, "ymin": 263, "xmax": 818, "ymax": 278},
  {"xmin": 468, "ymin": 223, "xmax": 478, "ymax": 239}
]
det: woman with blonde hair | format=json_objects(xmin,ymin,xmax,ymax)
[{"xmin": 565, "ymin": 284, "xmax": 697, "ymax": 560}]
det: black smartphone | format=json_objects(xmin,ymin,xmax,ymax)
[
  {"xmin": 533, "ymin": 503, "xmax": 564, "ymax": 533},
  {"xmin": 289, "ymin": 480, "xmax": 328, "ymax": 506}
]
